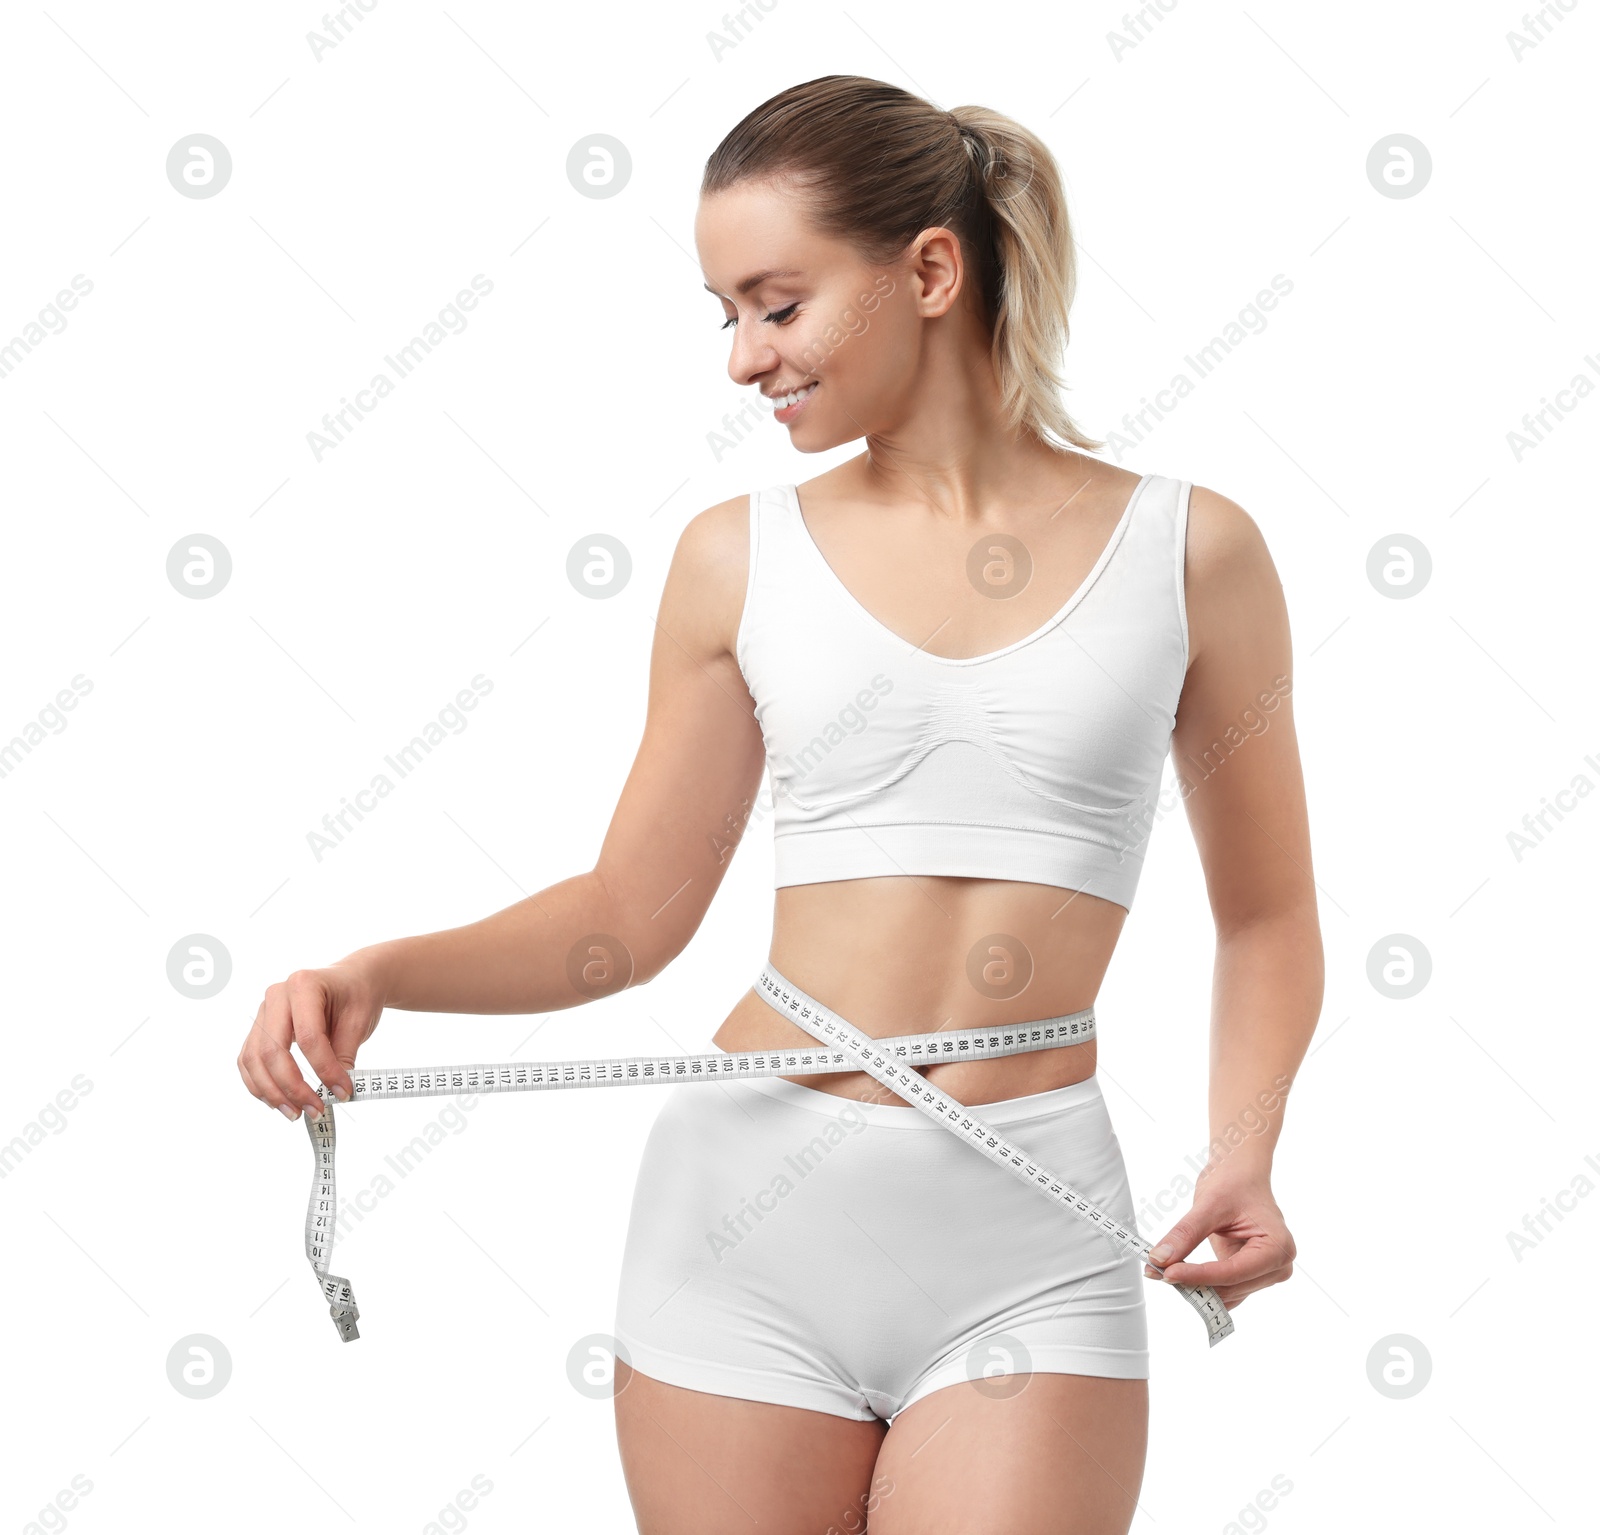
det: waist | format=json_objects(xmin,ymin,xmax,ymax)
[
  {"xmin": 714, "ymin": 1047, "xmax": 1107, "ymax": 1127},
  {"xmin": 711, "ymin": 951, "xmax": 1104, "ymax": 1107},
  {"xmin": 764, "ymin": 879, "xmax": 1122, "ymax": 1010}
]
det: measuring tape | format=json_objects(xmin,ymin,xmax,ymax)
[
  {"xmin": 303, "ymin": 962, "xmax": 1233, "ymax": 1347},
  {"xmin": 750, "ymin": 967, "xmax": 1233, "ymax": 1346}
]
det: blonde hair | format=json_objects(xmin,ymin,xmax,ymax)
[{"xmin": 703, "ymin": 74, "xmax": 1102, "ymax": 454}]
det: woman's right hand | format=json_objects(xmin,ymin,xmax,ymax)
[{"xmin": 237, "ymin": 956, "xmax": 387, "ymax": 1121}]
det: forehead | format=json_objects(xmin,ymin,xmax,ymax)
[{"xmin": 696, "ymin": 180, "xmax": 853, "ymax": 295}]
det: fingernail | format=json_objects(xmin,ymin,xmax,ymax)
[
  {"xmin": 305, "ymin": 1100, "xmax": 323, "ymax": 1120},
  {"xmin": 332, "ymin": 1084, "xmax": 350, "ymax": 1102},
  {"xmin": 1149, "ymin": 1245, "xmax": 1172, "ymax": 1263},
  {"xmin": 278, "ymin": 1104, "xmax": 299, "ymax": 1121}
]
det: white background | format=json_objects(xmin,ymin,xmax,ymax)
[{"xmin": 1, "ymin": 1, "xmax": 1595, "ymax": 1530}]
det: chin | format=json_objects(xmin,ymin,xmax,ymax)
[{"xmin": 789, "ymin": 418, "xmax": 863, "ymax": 454}]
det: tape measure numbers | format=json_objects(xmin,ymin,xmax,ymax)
[{"xmin": 302, "ymin": 963, "xmax": 1233, "ymax": 1347}]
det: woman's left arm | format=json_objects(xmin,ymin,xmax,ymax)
[{"xmin": 1147, "ymin": 484, "xmax": 1325, "ymax": 1310}]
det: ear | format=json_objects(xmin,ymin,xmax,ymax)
[{"xmin": 908, "ymin": 226, "xmax": 967, "ymax": 319}]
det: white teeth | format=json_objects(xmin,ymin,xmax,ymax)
[{"xmin": 777, "ymin": 382, "xmax": 817, "ymax": 409}]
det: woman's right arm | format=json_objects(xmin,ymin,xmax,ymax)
[{"xmin": 236, "ymin": 495, "xmax": 767, "ymax": 1120}]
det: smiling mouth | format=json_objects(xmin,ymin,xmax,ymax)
[{"xmin": 769, "ymin": 381, "xmax": 818, "ymax": 410}]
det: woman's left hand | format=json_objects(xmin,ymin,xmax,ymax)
[{"xmin": 1142, "ymin": 1170, "xmax": 1296, "ymax": 1310}]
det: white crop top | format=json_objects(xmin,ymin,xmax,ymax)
[{"xmin": 734, "ymin": 473, "xmax": 1192, "ymax": 911}]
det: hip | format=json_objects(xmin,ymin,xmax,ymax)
[
  {"xmin": 615, "ymin": 1067, "xmax": 1150, "ymax": 1409},
  {"xmin": 623, "ymin": 1065, "xmax": 1140, "ymax": 1288}
]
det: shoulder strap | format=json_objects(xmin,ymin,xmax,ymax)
[
  {"xmin": 1172, "ymin": 479, "xmax": 1192, "ymax": 670},
  {"xmin": 1084, "ymin": 473, "xmax": 1189, "ymax": 649},
  {"xmin": 735, "ymin": 486, "xmax": 797, "ymax": 681}
]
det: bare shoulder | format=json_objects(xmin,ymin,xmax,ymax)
[
  {"xmin": 1185, "ymin": 483, "xmax": 1283, "ymax": 596},
  {"xmin": 1186, "ymin": 483, "xmax": 1273, "ymax": 573},
  {"xmin": 659, "ymin": 492, "xmax": 752, "ymax": 664},
  {"xmin": 1182, "ymin": 483, "xmax": 1287, "ymax": 664},
  {"xmin": 674, "ymin": 492, "xmax": 750, "ymax": 580}
]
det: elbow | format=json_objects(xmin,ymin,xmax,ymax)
[
  {"xmin": 1213, "ymin": 898, "xmax": 1324, "ymax": 964},
  {"xmin": 1209, "ymin": 877, "xmax": 1321, "ymax": 945},
  {"xmin": 587, "ymin": 865, "xmax": 692, "ymax": 990},
  {"xmin": 1214, "ymin": 901, "xmax": 1325, "ymax": 1000},
  {"xmin": 630, "ymin": 937, "xmax": 683, "ymax": 988}
]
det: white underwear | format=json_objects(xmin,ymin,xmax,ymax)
[{"xmin": 612, "ymin": 1061, "xmax": 1149, "ymax": 1422}]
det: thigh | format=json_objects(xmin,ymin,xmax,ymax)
[
  {"xmin": 869, "ymin": 1373, "xmax": 1148, "ymax": 1535},
  {"xmin": 613, "ymin": 1361, "xmax": 888, "ymax": 1535}
]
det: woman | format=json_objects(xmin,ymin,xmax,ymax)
[{"xmin": 238, "ymin": 75, "xmax": 1321, "ymax": 1534}]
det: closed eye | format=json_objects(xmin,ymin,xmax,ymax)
[{"xmin": 721, "ymin": 302, "xmax": 801, "ymax": 331}]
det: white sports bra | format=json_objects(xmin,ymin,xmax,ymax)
[{"xmin": 734, "ymin": 473, "xmax": 1192, "ymax": 911}]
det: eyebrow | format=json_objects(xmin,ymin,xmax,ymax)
[{"xmin": 703, "ymin": 267, "xmax": 804, "ymax": 298}]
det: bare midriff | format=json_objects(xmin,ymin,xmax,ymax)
[{"xmin": 709, "ymin": 876, "xmax": 1128, "ymax": 1108}]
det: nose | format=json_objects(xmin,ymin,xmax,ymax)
[{"xmin": 726, "ymin": 316, "xmax": 777, "ymax": 391}]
